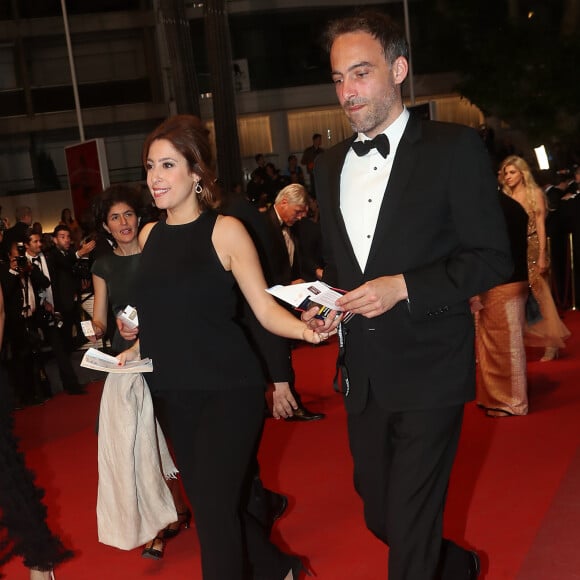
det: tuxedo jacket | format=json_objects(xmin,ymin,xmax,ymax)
[
  {"xmin": 220, "ymin": 197, "xmax": 293, "ymax": 383},
  {"xmin": 44, "ymin": 247, "xmax": 79, "ymax": 314},
  {"xmin": 0, "ymin": 263, "xmax": 50, "ymax": 346},
  {"xmin": 0, "ymin": 221, "xmax": 30, "ymax": 258},
  {"xmin": 314, "ymin": 114, "xmax": 513, "ymax": 414},
  {"xmin": 262, "ymin": 206, "xmax": 302, "ymax": 285},
  {"xmin": 293, "ymin": 217, "xmax": 323, "ymax": 282}
]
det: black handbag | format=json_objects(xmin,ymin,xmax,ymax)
[{"xmin": 525, "ymin": 287, "xmax": 542, "ymax": 325}]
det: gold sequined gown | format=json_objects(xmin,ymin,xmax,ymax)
[{"xmin": 524, "ymin": 207, "xmax": 571, "ymax": 349}]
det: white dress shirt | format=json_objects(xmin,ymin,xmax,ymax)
[
  {"xmin": 27, "ymin": 252, "xmax": 54, "ymax": 307},
  {"xmin": 340, "ymin": 108, "xmax": 410, "ymax": 271}
]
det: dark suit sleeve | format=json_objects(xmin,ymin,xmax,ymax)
[
  {"xmin": 403, "ymin": 129, "xmax": 512, "ymax": 321},
  {"xmin": 220, "ymin": 199, "xmax": 294, "ymax": 383}
]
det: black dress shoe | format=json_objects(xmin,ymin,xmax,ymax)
[
  {"xmin": 25, "ymin": 395, "xmax": 49, "ymax": 407},
  {"xmin": 285, "ymin": 407, "xmax": 325, "ymax": 421},
  {"xmin": 264, "ymin": 492, "xmax": 288, "ymax": 535},
  {"xmin": 65, "ymin": 385, "xmax": 87, "ymax": 395},
  {"xmin": 270, "ymin": 493, "xmax": 288, "ymax": 523},
  {"xmin": 468, "ymin": 550, "xmax": 481, "ymax": 579}
]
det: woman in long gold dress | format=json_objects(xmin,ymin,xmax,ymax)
[
  {"xmin": 500, "ymin": 156, "xmax": 571, "ymax": 361},
  {"xmin": 476, "ymin": 191, "xmax": 529, "ymax": 417}
]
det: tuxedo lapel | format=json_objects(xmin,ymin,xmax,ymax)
[
  {"xmin": 365, "ymin": 115, "xmax": 422, "ymax": 271},
  {"xmin": 328, "ymin": 137, "xmax": 364, "ymax": 276}
]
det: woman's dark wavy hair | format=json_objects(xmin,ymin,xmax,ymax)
[
  {"xmin": 91, "ymin": 184, "xmax": 144, "ymax": 246},
  {"xmin": 142, "ymin": 114, "xmax": 220, "ymax": 211},
  {"xmin": 324, "ymin": 10, "xmax": 409, "ymax": 64}
]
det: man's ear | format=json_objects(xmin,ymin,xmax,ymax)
[
  {"xmin": 392, "ymin": 56, "xmax": 409, "ymax": 86},
  {"xmin": 102, "ymin": 222, "xmax": 111, "ymax": 234}
]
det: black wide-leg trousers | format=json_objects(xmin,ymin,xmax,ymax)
[{"xmin": 158, "ymin": 387, "xmax": 290, "ymax": 580}]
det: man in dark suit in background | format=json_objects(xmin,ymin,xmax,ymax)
[
  {"xmin": 301, "ymin": 133, "xmax": 324, "ymax": 198},
  {"xmin": 543, "ymin": 169, "xmax": 572, "ymax": 307},
  {"xmin": 44, "ymin": 225, "xmax": 95, "ymax": 351},
  {"xmin": 262, "ymin": 183, "xmax": 325, "ymax": 421},
  {"xmin": 560, "ymin": 165, "xmax": 580, "ymax": 307},
  {"xmin": 1, "ymin": 206, "xmax": 32, "ymax": 258},
  {"xmin": 0, "ymin": 241, "xmax": 51, "ymax": 407},
  {"xmin": 24, "ymin": 229, "xmax": 86, "ymax": 395},
  {"xmin": 305, "ymin": 11, "xmax": 512, "ymax": 579}
]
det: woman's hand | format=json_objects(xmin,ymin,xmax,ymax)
[
  {"xmin": 116, "ymin": 344, "xmax": 140, "ymax": 366},
  {"xmin": 301, "ymin": 325, "xmax": 336, "ymax": 344},
  {"xmin": 469, "ymin": 296, "xmax": 484, "ymax": 313},
  {"xmin": 117, "ymin": 318, "xmax": 139, "ymax": 341},
  {"xmin": 302, "ymin": 305, "xmax": 342, "ymax": 334},
  {"xmin": 88, "ymin": 320, "xmax": 104, "ymax": 342}
]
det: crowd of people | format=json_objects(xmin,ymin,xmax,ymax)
[
  {"xmin": 245, "ymin": 134, "xmax": 324, "ymax": 211},
  {"xmin": 0, "ymin": 206, "xmax": 97, "ymax": 409},
  {"xmin": 1, "ymin": 7, "xmax": 579, "ymax": 580}
]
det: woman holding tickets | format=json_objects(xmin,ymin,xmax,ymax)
[
  {"xmin": 118, "ymin": 114, "xmax": 327, "ymax": 580},
  {"xmin": 90, "ymin": 184, "xmax": 189, "ymax": 560}
]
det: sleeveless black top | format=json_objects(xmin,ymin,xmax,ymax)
[{"xmin": 134, "ymin": 211, "xmax": 264, "ymax": 392}]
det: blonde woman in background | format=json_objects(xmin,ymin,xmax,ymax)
[{"xmin": 500, "ymin": 155, "xmax": 571, "ymax": 360}]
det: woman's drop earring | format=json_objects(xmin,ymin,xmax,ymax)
[{"xmin": 195, "ymin": 181, "xmax": 203, "ymax": 195}]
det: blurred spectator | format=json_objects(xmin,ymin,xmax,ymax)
[
  {"xmin": 247, "ymin": 169, "xmax": 268, "ymax": 208},
  {"xmin": 281, "ymin": 154, "xmax": 305, "ymax": 186},
  {"xmin": 253, "ymin": 153, "xmax": 267, "ymax": 180},
  {"xmin": 542, "ymin": 169, "xmax": 572, "ymax": 307},
  {"xmin": 25, "ymin": 229, "xmax": 87, "ymax": 395},
  {"xmin": 293, "ymin": 197, "xmax": 324, "ymax": 281},
  {"xmin": 300, "ymin": 133, "xmax": 324, "ymax": 198},
  {"xmin": 1, "ymin": 206, "xmax": 33, "ymax": 258},
  {"xmin": 264, "ymin": 162, "xmax": 285, "ymax": 203},
  {"xmin": 59, "ymin": 208, "xmax": 83, "ymax": 249}
]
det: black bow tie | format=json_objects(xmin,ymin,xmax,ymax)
[
  {"xmin": 351, "ymin": 134, "xmax": 390, "ymax": 158},
  {"xmin": 32, "ymin": 256, "xmax": 41, "ymax": 263}
]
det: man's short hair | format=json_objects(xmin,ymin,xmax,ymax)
[
  {"xmin": 53, "ymin": 224, "xmax": 71, "ymax": 237},
  {"xmin": 275, "ymin": 183, "xmax": 309, "ymax": 206},
  {"xmin": 23, "ymin": 227, "xmax": 39, "ymax": 245}
]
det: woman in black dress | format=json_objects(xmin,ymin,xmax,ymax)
[
  {"xmin": 118, "ymin": 115, "xmax": 328, "ymax": 579},
  {"xmin": 0, "ymin": 287, "xmax": 72, "ymax": 579}
]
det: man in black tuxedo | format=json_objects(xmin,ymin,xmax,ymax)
[
  {"xmin": 44, "ymin": 225, "xmax": 95, "ymax": 351},
  {"xmin": 262, "ymin": 183, "xmax": 325, "ymax": 421},
  {"xmin": 1, "ymin": 206, "xmax": 32, "ymax": 259},
  {"xmin": 305, "ymin": 11, "xmax": 512, "ymax": 579},
  {"xmin": 544, "ymin": 169, "xmax": 572, "ymax": 307},
  {"xmin": 24, "ymin": 230, "xmax": 86, "ymax": 395},
  {"xmin": 0, "ymin": 242, "xmax": 51, "ymax": 406},
  {"xmin": 560, "ymin": 166, "xmax": 580, "ymax": 307}
]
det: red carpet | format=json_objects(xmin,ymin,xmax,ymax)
[{"xmin": 4, "ymin": 311, "xmax": 580, "ymax": 579}]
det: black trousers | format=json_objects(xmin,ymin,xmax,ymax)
[
  {"xmin": 347, "ymin": 391, "xmax": 473, "ymax": 580},
  {"xmin": 157, "ymin": 387, "xmax": 291, "ymax": 580},
  {"xmin": 41, "ymin": 323, "xmax": 80, "ymax": 391}
]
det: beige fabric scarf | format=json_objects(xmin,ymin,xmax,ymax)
[{"xmin": 97, "ymin": 372, "xmax": 178, "ymax": 550}]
